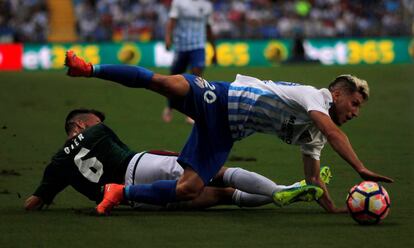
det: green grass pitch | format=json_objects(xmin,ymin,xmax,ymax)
[{"xmin": 0, "ymin": 64, "xmax": 413, "ymax": 247}]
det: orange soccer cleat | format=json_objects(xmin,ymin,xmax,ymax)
[
  {"xmin": 65, "ymin": 50, "xmax": 93, "ymax": 77},
  {"xmin": 96, "ymin": 184, "xmax": 125, "ymax": 215}
]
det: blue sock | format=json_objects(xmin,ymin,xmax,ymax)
[
  {"xmin": 92, "ymin": 64, "xmax": 154, "ymax": 88},
  {"xmin": 124, "ymin": 180, "xmax": 178, "ymax": 206}
]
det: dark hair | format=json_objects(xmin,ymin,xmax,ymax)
[
  {"xmin": 328, "ymin": 74, "xmax": 369, "ymax": 101},
  {"xmin": 64, "ymin": 108, "xmax": 105, "ymax": 134}
]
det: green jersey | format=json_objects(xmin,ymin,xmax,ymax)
[{"xmin": 33, "ymin": 123, "xmax": 136, "ymax": 204}]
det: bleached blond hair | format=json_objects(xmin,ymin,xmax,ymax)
[{"xmin": 328, "ymin": 74, "xmax": 370, "ymax": 101}]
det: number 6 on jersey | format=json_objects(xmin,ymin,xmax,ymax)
[{"xmin": 74, "ymin": 148, "xmax": 104, "ymax": 183}]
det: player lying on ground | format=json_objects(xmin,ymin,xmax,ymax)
[
  {"xmin": 65, "ymin": 51, "xmax": 393, "ymax": 214},
  {"xmin": 24, "ymin": 109, "xmax": 330, "ymax": 211}
]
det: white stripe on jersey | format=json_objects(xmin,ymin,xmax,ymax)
[{"xmin": 227, "ymin": 74, "xmax": 331, "ymax": 155}]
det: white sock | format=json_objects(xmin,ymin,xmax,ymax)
[
  {"xmin": 223, "ymin": 167, "xmax": 299, "ymax": 197},
  {"xmin": 232, "ymin": 190, "xmax": 273, "ymax": 207}
]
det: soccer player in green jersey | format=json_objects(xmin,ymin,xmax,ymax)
[{"xmin": 25, "ymin": 108, "xmax": 331, "ymax": 212}]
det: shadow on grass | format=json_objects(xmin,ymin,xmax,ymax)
[
  {"xmin": 5, "ymin": 204, "xmax": 400, "ymax": 227},
  {"xmin": 63, "ymin": 207, "xmax": 400, "ymax": 227},
  {"xmin": 65, "ymin": 206, "xmax": 329, "ymax": 217}
]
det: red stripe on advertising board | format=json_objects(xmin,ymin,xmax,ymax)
[{"xmin": 0, "ymin": 44, "xmax": 23, "ymax": 71}]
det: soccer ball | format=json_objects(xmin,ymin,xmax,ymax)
[{"xmin": 346, "ymin": 181, "xmax": 390, "ymax": 225}]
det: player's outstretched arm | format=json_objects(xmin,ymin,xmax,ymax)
[
  {"xmin": 24, "ymin": 195, "xmax": 44, "ymax": 211},
  {"xmin": 309, "ymin": 111, "xmax": 393, "ymax": 183},
  {"xmin": 302, "ymin": 155, "xmax": 347, "ymax": 213}
]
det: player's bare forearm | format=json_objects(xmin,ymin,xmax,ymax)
[
  {"xmin": 24, "ymin": 195, "xmax": 44, "ymax": 211},
  {"xmin": 302, "ymin": 155, "xmax": 345, "ymax": 213},
  {"xmin": 310, "ymin": 174, "xmax": 347, "ymax": 213},
  {"xmin": 309, "ymin": 111, "xmax": 363, "ymax": 171},
  {"xmin": 327, "ymin": 131, "xmax": 363, "ymax": 170},
  {"xmin": 325, "ymin": 131, "xmax": 393, "ymax": 182},
  {"xmin": 309, "ymin": 111, "xmax": 393, "ymax": 183},
  {"xmin": 316, "ymin": 181, "xmax": 347, "ymax": 213}
]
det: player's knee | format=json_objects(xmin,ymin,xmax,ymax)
[
  {"xmin": 176, "ymin": 180, "xmax": 204, "ymax": 200},
  {"xmin": 212, "ymin": 167, "xmax": 228, "ymax": 182},
  {"xmin": 222, "ymin": 167, "xmax": 243, "ymax": 187}
]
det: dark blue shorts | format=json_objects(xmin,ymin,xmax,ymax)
[
  {"xmin": 170, "ymin": 49, "xmax": 205, "ymax": 74},
  {"xmin": 172, "ymin": 74, "xmax": 234, "ymax": 184}
]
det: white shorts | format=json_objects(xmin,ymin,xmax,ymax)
[{"xmin": 124, "ymin": 151, "xmax": 184, "ymax": 209}]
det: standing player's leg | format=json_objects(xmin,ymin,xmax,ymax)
[
  {"xmin": 189, "ymin": 48, "xmax": 205, "ymax": 77},
  {"xmin": 171, "ymin": 51, "xmax": 190, "ymax": 75}
]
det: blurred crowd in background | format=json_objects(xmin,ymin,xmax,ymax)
[
  {"xmin": 0, "ymin": 0, "xmax": 413, "ymax": 43},
  {"xmin": 0, "ymin": 0, "xmax": 49, "ymax": 42}
]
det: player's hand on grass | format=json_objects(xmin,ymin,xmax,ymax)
[
  {"xmin": 318, "ymin": 195, "xmax": 348, "ymax": 214},
  {"xmin": 358, "ymin": 168, "xmax": 394, "ymax": 183}
]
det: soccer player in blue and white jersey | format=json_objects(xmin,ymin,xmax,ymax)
[
  {"xmin": 162, "ymin": 0, "xmax": 217, "ymax": 123},
  {"xmin": 65, "ymin": 51, "xmax": 393, "ymax": 215}
]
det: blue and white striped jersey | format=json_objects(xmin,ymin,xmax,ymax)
[
  {"xmin": 169, "ymin": 0, "xmax": 213, "ymax": 52},
  {"xmin": 228, "ymin": 74, "xmax": 333, "ymax": 160}
]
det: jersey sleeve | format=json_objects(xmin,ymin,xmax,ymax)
[
  {"xmin": 300, "ymin": 143, "xmax": 324, "ymax": 160},
  {"xmin": 33, "ymin": 163, "xmax": 69, "ymax": 205},
  {"xmin": 169, "ymin": 0, "xmax": 180, "ymax": 19},
  {"xmin": 300, "ymin": 127, "xmax": 327, "ymax": 160},
  {"xmin": 300, "ymin": 88, "xmax": 331, "ymax": 116}
]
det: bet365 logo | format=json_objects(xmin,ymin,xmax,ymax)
[{"xmin": 195, "ymin": 77, "xmax": 217, "ymax": 104}]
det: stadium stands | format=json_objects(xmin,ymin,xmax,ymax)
[
  {"xmin": 71, "ymin": 0, "xmax": 414, "ymax": 41},
  {"xmin": 0, "ymin": 0, "xmax": 49, "ymax": 42},
  {"xmin": 47, "ymin": 0, "xmax": 78, "ymax": 42},
  {"xmin": 0, "ymin": 0, "xmax": 413, "ymax": 42}
]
